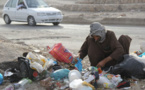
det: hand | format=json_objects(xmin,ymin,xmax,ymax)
[
  {"xmin": 97, "ymin": 56, "xmax": 112, "ymax": 68},
  {"xmin": 73, "ymin": 54, "xmax": 80, "ymax": 64},
  {"xmin": 96, "ymin": 60, "xmax": 106, "ymax": 68}
]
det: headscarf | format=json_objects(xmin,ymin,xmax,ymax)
[{"xmin": 90, "ymin": 22, "xmax": 106, "ymax": 43}]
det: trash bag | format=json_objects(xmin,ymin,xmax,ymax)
[
  {"xmin": 18, "ymin": 57, "xmax": 35, "ymax": 79},
  {"xmin": 4, "ymin": 68, "xmax": 22, "ymax": 82},
  {"xmin": 109, "ymin": 54, "xmax": 145, "ymax": 79},
  {"xmin": 50, "ymin": 69, "xmax": 70, "ymax": 80}
]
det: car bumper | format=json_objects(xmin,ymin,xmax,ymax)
[{"xmin": 35, "ymin": 15, "xmax": 63, "ymax": 23}]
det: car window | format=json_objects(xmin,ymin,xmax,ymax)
[
  {"xmin": 5, "ymin": 0, "xmax": 17, "ymax": 8},
  {"xmin": 5, "ymin": 0, "xmax": 12, "ymax": 7},
  {"xmin": 25, "ymin": 0, "xmax": 48, "ymax": 8},
  {"xmin": 18, "ymin": 0, "xmax": 24, "ymax": 5},
  {"xmin": 11, "ymin": 0, "xmax": 17, "ymax": 8}
]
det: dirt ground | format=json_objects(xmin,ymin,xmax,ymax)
[
  {"xmin": 1, "ymin": 30, "xmax": 145, "ymax": 90},
  {"xmin": 0, "ymin": 35, "xmax": 91, "ymax": 90},
  {"xmin": 1, "ymin": 0, "xmax": 145, "ymax": 89}
]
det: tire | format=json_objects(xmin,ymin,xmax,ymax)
[
  {"xmin": 53, "ymin": 22, "xmax": 59, "ymax": 26},
  {"xmin": 4, "ymin": 15, "xmax": 11, "ymax": 24},
  {"xmin": 27, "ymin": 16, "xmax": 36, "ymax": 26}
]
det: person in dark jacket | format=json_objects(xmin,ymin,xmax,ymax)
[{"xmin": 75, "ymin": 22, "xmax": 132, "ymax": 69}]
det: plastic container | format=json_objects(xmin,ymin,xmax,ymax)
[
  {"xmin": 69, "ymin": 70, "xmax": 82, "ymax": 82},
  {"xmin": 0, "ymin": 73, "xmax": 3, "ymax": 85},
  {"xmin": 49, "ymin": 43, "xmax": 73, "ymax": 63}
]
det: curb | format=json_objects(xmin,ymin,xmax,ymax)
[
  {"xmin": 62, "ymin": 16, "xmax": 145, "ymax": 25},
  {"xmin": 100, "ymin": 18, "xmax": 145, "ymax": 25},
  {"xmin": 62, "ymin": 16, "xmax": 92, "ymax": 24}
]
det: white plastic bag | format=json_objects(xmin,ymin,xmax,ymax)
[
  {"xmin": 69, "ymin": 70, "xmax": 82, "ymax": 82},
  {"xmin": 26, "ymin": 52, "xmax": 44, "ymax": 65},
  {"xmin": 43, "ymin": 59, "xmax": 55, "ymax": 70},
  {"xmin": 69, "ymin": 79, "xmax": 92, "ymax": 90},
  {"xmin": 110, "ymin": 75, "xmax": 122, "ymax": 87},
  {"xmin": 30, "ymin": 62, "xmax": 44, "ymax": 73},
  {"xmin": 97, "ymin": 76, "xmax": 112, "ymax": 88}
]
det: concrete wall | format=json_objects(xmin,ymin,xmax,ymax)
[
  {"xmin": 77, "ymin": 0, "xmax": 145, "ymax": 4},
  {"xmin": 52, "ymin": 4, "xmax": 145, "ymax": 12}
]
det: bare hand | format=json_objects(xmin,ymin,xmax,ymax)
[
  {"xmin": 97, "ymin": 56, "xmax": 112, "ymax": 68},
  {"xmin": 73, "ymin": 54, "xmax": 80, "ymax": 64},
  {"xmin": 97, "ymin": 60, "xmax": 106, "ymax": 68}
]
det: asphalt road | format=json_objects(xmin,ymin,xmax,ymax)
[{"xmin": 0, "ymin": 18, "xmax": 145, "ymax": 53}]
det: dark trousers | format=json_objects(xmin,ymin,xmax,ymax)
[{"xmin": 118, "ymin": 35, "xmax": 132, "ymax": 54}]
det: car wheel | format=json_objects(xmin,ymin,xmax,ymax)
[
  {"xmin": 53, "ymin": 22, "xmax": 59, "ymax": 26},
  {"xmin": 4, "ymin": 15, "xmax": 11, "ymax": 24},
  {"xmin": 27, "ymin": 16, "xmax": 36, "ymax": 26}
]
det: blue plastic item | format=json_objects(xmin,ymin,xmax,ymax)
[
  {"xmin": 75, "ymin": 58, "xmax": 83, "ymax": 72},
  {"xmin": 50, "ymin": 69, "xmax": 70, "ymax": 80},
  {"xmin": 48, "ymin": 59, "xmax": 57, "ymax": 65},
  {"xmin": 139, "ymin": 52, "xmax": 145, "ymax": 57},
  {"xmin": 0, "ymin": 73, "xmax": 3, "ymax": 85}
]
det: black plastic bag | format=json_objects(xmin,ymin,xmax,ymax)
[
  {"xmin": 5, "ymin": 68, "xmax": 22, "ymax": 82},
  {"xmin": 18, "ymin": 57, "xmax": 35, "ymax": 79},
  {"xmin": 109, "ymin": 54, "xmax": 145, "ymax": 79}
]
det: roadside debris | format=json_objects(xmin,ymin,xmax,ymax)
[{"xmin": 1, "ymin": 43, "xmax": 145, "ymax": 90}]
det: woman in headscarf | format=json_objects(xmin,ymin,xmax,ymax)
[{"xmin": 75, "ymin": 22, "xmax": 132, "ymax": 69}]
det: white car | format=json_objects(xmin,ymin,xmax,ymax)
[{"xmin": 2, "ymin": 0, "xmax": 63, "ymax": 26}]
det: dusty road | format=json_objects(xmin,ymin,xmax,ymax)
[{"xmin": 0, "ymin": 18, "xmax": 145, "ymax": 53}]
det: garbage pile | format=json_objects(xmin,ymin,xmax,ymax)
[{"xmin": 1, "ymin": 43, "xmax": 145, "ymax": 90}]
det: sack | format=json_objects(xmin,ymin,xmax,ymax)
[
  {"xmin": 109, "ymin": 54, "xmax": 145, "ymax": 79},
  {"xmin": 18, "ymin": 57, "xmax": 35, "ymax": 79},
  {"xmin": 49, "ymin": 43, "xmax": 73, "ymax": 63}
]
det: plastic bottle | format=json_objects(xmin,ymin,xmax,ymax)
[
  {"xmin": 0, "ymin": 73, "xmax": 3, "ymax": 85},
  {"xmin": 17, "ymin": 78, "xmax": 32, "ymax": 89}
]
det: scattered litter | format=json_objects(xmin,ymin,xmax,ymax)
[{"xmin": 1, "ymin": 42, "xmax": 145, "ymax": 89}]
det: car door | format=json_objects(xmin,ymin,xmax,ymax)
[
  {"xmin": 4, "ymin": 0, "xmax": 17, "ymax": 20},
  {"xmin": 15, "ymin": 0, "xmax": 28, "ymax": 21}
]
